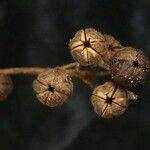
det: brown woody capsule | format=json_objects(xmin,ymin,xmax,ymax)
[
  {"xmin": 33, "ymin": 68, "xmax": 73, "ymax": 107},
  {"xmin": 103, "ymin": 34, "xmax": 122, "ymax": 69},
  {"xmin": 91, "ymin": 81, "xmax": 137, "ymax": 119},
  {"xmin": 69, "ymin": 28, "xmax": 108, "ymax": 68},
  {"xmin": 0, "ymin": 74, "xmax": 13, "ymax": 101},
  {"xmin": 110, "ymin": 47, "xmax": 150, "ymax": 87}
]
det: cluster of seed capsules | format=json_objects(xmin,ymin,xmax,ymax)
[
  {"xmin": 1, "ymin": 28, "xmax": 149, "ymax": 119},
  {"xmin": 32, "ymin": 28, "xmax": 150, "ymax": 119},
  {"xmin": 69, "ymin": 28, "xmax": 150, "ymax": 87}
]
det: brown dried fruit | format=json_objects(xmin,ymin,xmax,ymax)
[
  {"xmin": 91, "ymin": 81, "xmax": 137, "ymax": 119},
  {"xmin": 33, "ymin": 68, "xmax": 73, "ymax": 107},
  {"xmin": 0, "ymin": 74, "xmax": 13, "ymax": 101},
  {"xmin": 110, "ymin": 47, "xmax": 150, "ymax": 87},
  {"xmin": 69, "ymin": 28, "xmax": 108, "ymax": 68},
  {"xmin": 103, "ymin": 34, "xmax": 122, "ymax": 69}
]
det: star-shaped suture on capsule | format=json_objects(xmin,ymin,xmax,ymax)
[
  {"xmin": 80, "ymin": 29, "xmax": 102, "ymax": 64},
  {"xmin": 91, "ymin": 81, "xmax": 137, "ymax": 119},
  {"xmin": 110, "ymin": 47, "xmax": 150, "ymax": 87},
  {"xmin": 33, "ymin": 68, "xmax": 73, "ymax": 107},
  {"xmin": 69, "ymin": 28, "xmax": 107, "ymax": 67}
]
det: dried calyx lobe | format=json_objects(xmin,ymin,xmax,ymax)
[
  {"xmin": 110, "ymin": 47, "xmax": 150, "ymax": 87},
  {"xmin": 33, "ymin": 68, "xmax": 73, "ymax": 107}
]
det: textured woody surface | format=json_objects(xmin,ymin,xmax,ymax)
[
  {"xmin": 91, "ymin": 81, "xmax": 130, "ymax": 119},
  {"xmin": 69, "ymin": 28, "xmax": 108, "ymax": 67},
  {"xmin": 33, "ymin": 68, "xmax": 73, "ymax": 107},
  {"xmin": 110, "ymin": 47, "xmax": 150, "ymax": 86},
  {"xmin": 0, "ymin": 74, "xmax": 13, "ymax": 101}
]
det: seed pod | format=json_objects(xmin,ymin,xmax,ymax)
[
  {"xmin": 0, "ymin": 74, "xmax": 13, "ymax": 101},
  {"xmin": 69, "ymin": 28, "xmax": 108, "ymax": 68},
  {"xmin": 91, "ymin": 81, "xmax": 137, "ymax": 119},
  {"xmin": 110, "ymin": 47, "xmax": 150, "ymax": 87},
  {"xmin": 33, "ymin": 68, "xmax": 73, "ymax": 107},
  {"xmin": 103, "ymin": 34, "xmax": 122, "ymax": 69}
]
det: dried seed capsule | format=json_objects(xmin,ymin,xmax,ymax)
[
  {"xmin": 0, "ymin": 74, "xmax": 13, "ymax": 101},
  {"xmin": 103, "ymin": 34, "xmax": 122, "ymax": 69},
  {"xmin": 33, "ymin": 68, "xmax": 73, "ymax": 107},
  {"xmin": 91, "ymin": 81, "xmax": 137, "ymax": 119},
  {"xmin": 69, "ymin": 28, "xmax": 108, "ymax": 68},
  {"xmin": 110, "ymin": 47, "xmax": 150, "ymax": 87}
]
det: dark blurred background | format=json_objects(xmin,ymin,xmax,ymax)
[{"xmin": 0, "ymin": 0, "xmax": 150, "ymax": 150}]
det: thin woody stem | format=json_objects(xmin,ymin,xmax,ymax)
[
  {"xmin": 81, "ymin": 78, "xmax": 96, "ymax": 89},
  {"xmin": 0, "ymin": 62, "xmax": 78, "ymax": 75},
  {"xmin": 66, "ymin": 69, "xmax": 110, "ymax": 78},
  {"xmin": 0, "ymin": 64, "xmax": 110, "ymax": 80},
  {"xmin": 0, "ymin": 67, "xmax": 46, "ymax": 75},
  {"xmin": 61, "ymin": 62, "xmax": 79, "ymax": 69}
]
